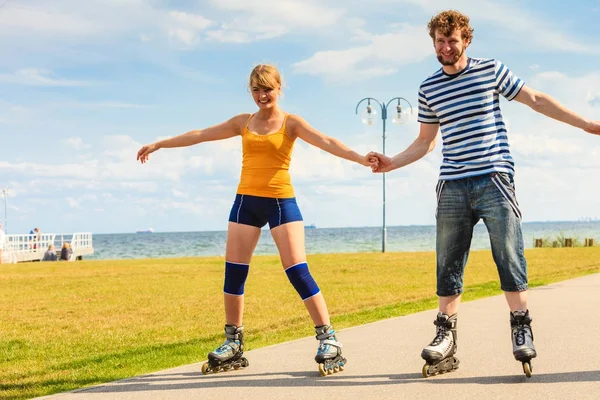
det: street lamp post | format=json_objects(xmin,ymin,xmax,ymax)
[
  {"xmin": 1, "ymin": 188, "xmax": 11, "ymax": 234},
  {"xmin": 355, "ymin": 97, "xmax": 413, "ymax": 253}
]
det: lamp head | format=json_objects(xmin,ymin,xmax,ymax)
[
  {"xmin": 392, "ymin": 104, "xmax": 412, "ymax": 125},
  {"xmin": 361, "ymin": 104, "xmax": 378, "ymax": 126}
]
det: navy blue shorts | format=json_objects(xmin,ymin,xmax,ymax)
[{"xmin": 228, "ymin": 194, "xmax": 303, "ymax": 229}]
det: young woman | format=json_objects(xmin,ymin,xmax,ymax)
[{"xmin": 137, "ymin": 64, "xmax": 375, "ymax": 376}]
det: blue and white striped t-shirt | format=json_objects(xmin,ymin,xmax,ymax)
[{"xmin": 418, "ymin": 58, "xmax": 524, "ymax": 180}]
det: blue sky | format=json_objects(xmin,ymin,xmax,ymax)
[{"xmin": 1, "ymin": 0, "xmax": 599, "ymax": 234}]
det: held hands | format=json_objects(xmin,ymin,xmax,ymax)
[
  {"xmin": 367, "ymin": 151, "xmax": 394, "ymax": 173},
  {"xmin": 136, "ymin": 143, "xmax": 160, "ymax": 164}
]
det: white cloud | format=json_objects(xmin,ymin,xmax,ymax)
[
  {"xmin": 66, "ymin": 197, "xmax": 82, "ymax": 209},
  {"xmin": 293, "ymin": 0, "xmax": 599, "ymax": 82},
  {"xmin": 0, "ymin": 134, "xmax": 240, "ymax": 185},
  {"xmin": 510, "ymin": 135, "xmax": 582, "ymax": 156},
  {"xmin": 211, "ymin": 0, "xmax": 344, "ymax": 28},
  {"xmin": 0, "ymin": 0, "xmax": 343, "ymax": 51},
  {"xmin": 0, "ymin": 69, "xmax": 93, "ymax": 87},
  {"xmin": 293, "ymin": 25, "xmax": 432, "ymax": 82},
  {"xmin": 168, "ymin": 28, "xmax": 198, "ymax": 46},
  {"xmin": 0, "ymin": 0, "xmax": 160, "ymax": 39},
  {"xmin": 206, "ymin": 0, "xmax": 345, "ymax": 43},
  {"xmin": 0, "ymin": 1, "xmax": 214, "ymax": 51},
  {"xmin": 527, "ymin": 71, "xmax": 600, "ymax": 114},
  {"xmin": 187, "ymin": 155, "xmax": 215, "ymax": 173},
  {"xmin": 171, "ymin": 188, "xmax": 189, "ymax": 199},
  {"xmin": 119, "ymin": 182, "xmax": 158, "ymax": 193},
  {"xmin": 0, "ymin": 161, "xmax": 98, "ymax": 179},
  {"xmin": 167, "ymin": 11, "xmax": 213, "ymax": 46},
  {"xmin": 0, "ymin": 4, "xmax": 100, "ymax": 36},
  {"xmin": 65, "ymin": 137, "xmax": 91, "ymax": 150},
  {"xmin": 169, "ymin": 11, "xmax": 212, "ymax": 30},
  {"xmin": 291, "ymin": 140, "xmax": 373, "ymax": 182}
]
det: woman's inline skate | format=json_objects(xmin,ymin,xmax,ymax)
[
  {"xmin": 315, "ymin": 325, "xmax": 346, "ymax": 376},
  {"xmin": 201, "ymin": 324, "xmax": 249, "ymax": 375},
  {"xmin": 421, "ymin": 312, "xmax": 459, "ymax": 377}
]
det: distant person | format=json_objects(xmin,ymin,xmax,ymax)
[
  {"xmin": 42, "ymin": 244, "xmax": 58, "ymax": 261},
  {"xmin": 369, "ymin": 10, "xmax": 599, "ymax": 378},
  {"xmin": 30, "ymin": 227, "xmax": 41, "ymax": 249},
  {"xmin": 60, "ymin": 242, "xmax": 72, "ymax": 261},
  {"xmin": 0, "ymin": 222, "xmax": 5, "ymax": 264},
  {"xmin": 137, "ymin": 64, "xmax": 378, "ymax": 376}
]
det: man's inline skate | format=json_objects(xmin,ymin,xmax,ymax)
[
  {"xmin": 315, "ymin": 325, "xmax": 346, "ymax": 376},
  {"xmin": 201, "ymin": 324, "xmax": 249, "ymax": 375},
  {"xmin": 510, "ymin": 310, "xmax": 536, "ymax": 377},
  {"xmin": 421, "ymin": 312, "xmax": 459, "ymax": 377}
]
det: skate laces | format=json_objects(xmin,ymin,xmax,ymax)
[
  {"xmin": 430, "ymin": 316, "xmax": 452, "ymax": 346},
  {"xmin": 513, "ymin": 325, "xmax": 530, "ymax": 346},
  {"xmin": 431, "ymin": 324, "xmax": 450, "ymax": 346},
  {"xmin": 511, "ymin": 311, "xmax": 532, "ymax": 346}
]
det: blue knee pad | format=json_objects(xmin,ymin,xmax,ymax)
[
  {"xmin": 224, "ymin": 261, "xmax": 249, "ymax": 296},
  {"xmin": 285, "ymin": 262, "xmax": 320, "ymax": 300}
]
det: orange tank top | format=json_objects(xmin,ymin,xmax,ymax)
[{"xmin": 236, "ymin": 114, "xmax": 296, "ymax": 198}]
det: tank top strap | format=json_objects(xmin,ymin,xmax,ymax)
[
  {"xmin": 242, "ymin": 113, "xmax": 254, "ymax": 135},
  {"xmin": 281, "ymin": 114, "xmax": 291, "ymax": 136}
]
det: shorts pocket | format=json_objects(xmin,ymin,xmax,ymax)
[
  {"xmin": 435, "ymin": 180, "xmax": 446, "ymax": 218},
  {"xmin": 491, "ymin": 173, "xmax": 522, "ymax": 220}
]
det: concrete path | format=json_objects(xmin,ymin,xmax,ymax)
[{"xmin": 40, "ymin": 274, "xmax": 600, "ymax": 400}]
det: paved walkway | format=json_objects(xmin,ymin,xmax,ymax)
[{"xmin": 40, "ymin": 274, "xmax": 600, "ymax": 400}]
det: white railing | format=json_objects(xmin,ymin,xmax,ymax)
[
  {"xmin": 5, "ymin": 233, "xmax": 56, "ymax": 254},
  {"xmin": 70, "ymin": 232, "xmax": 93, "ymax": 250},
  {"xmin": 1, "ymin": 232, "xmax": 94, "ymax": 263}
]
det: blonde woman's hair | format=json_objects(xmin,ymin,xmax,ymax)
[{"xmin": 249, "ymin": 64, "xmax": 283, "ymax": 90}]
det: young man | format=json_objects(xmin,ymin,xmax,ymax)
[{"xmin": 369, "ymin": 10, "xmax": 599, "ymax": 377}]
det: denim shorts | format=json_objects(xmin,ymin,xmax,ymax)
[
  {"xmin": 228, "ymin": 194, "xmax": 303, "ymax": 229},
  {"xmin": 435, "ymin": 172, "xmax": 528, "ymax": 296}
]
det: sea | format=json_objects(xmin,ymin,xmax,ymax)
[{"xmin": 87, "ymin": 221, "xmax": 600, "ymax": 260}]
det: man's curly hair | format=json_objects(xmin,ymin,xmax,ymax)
[{"xmin": 428, "ymin": 10, "xmax": 474, "ymax": 43}]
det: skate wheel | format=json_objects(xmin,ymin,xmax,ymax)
[
  {"xmin": 233, "ymin": 364, "xmax": 240, "ymax": 370},
  {"xmin": 201, "ymin": 363, "xmax": 210, "ymax": 375},
  {"xmin": 333, "ymin": 365, "xmax": 340, "ymax": 373},
  {"xmin": 318, "ymin": 363, "xmax": 327, "ymax": 377},
  {"xmin": 452, "ymin": 356, "xmax": 460, "ymax": 369},
  {"xmin": 241, "ymin": 358, "xmax": 249, "ymax": 367},
  {"xmin": 422, "ymin": 364, "xmax": 431, "ymax": 378},
  {"xmin": 523, "ymin": 361, "xmax": 532, "ymax": 378},
  {"xmin": 339, "ymin": 365, "xmax": 345, "ymax": 371}
]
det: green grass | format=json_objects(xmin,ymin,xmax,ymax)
[{"xmin": 1, "ymin": 247, "xmax": 599, "ymax": 399}]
